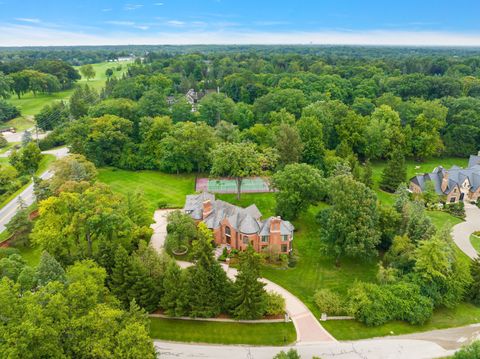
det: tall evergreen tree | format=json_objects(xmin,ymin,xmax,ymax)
[
  {"xmin": 380, "ymin": 150, "xmax": 407, "ymax": 193},
  {"xmin": 232, "ymin": 245, "xmax": 267, "ymax": 319},
  {"xmin": 110, "ymin": 246, "xmax": 131, "ymax": 307},
  {"xmin": 161, "ymin": 261, "xmax": 188, "ymax": 316},
  {"xmin": 36, "ymin": 251, "xmax": 66, "ymax": 286},
  {"xmin": 469, "ymin": 258, "xmax": 480, "ymax": 305},
  {"xmin": 188, "ymin": 223, "xmax": 231, "ymax": 317}
]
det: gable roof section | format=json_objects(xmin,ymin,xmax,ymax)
[
  {"xmin": 468, "ymin": 155, "xmax": 480, "ymax": 168},
  {"xmin": 409, "ymin": 155, "xmax": 480, "ymax": 195},
  {"xmin": 183, "ymin": 192, "xmax": 294, "ymax": 236}
]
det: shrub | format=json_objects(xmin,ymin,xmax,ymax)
[
  {"xmin": 453, "ymin": 341, "xmax": 480, "ymax": 359},
  {"xmin": 347, "ymin": 281, "xmax": 433, "ymax": 326},
  {"xmin": 273, "ymin": 349, "xmax": 301, "ymax": 359},
  {"xmin": 313, "ymin": 289, "xmax": 344, "ymax": 316},
  {"xmin": 0, "ymin": 134, "xmax": 7, "ymax": 148},
  {"xmin": 157, "ymin": 200, "xmax": 168, "ymax": 209},
  {"xmin": 0, "ymin": 100, "xmax": 20, "ymax": 122},
  {"xmin": 444, "ymin": 201, "xmax": 465, "ymax": 218},
  {"xmin": 38, "ymin": 128, "xmax": 67, "ymax": 151},
  {"xmin": 264, "ymin": 291, "xmax": 286, "ymax": 316}
]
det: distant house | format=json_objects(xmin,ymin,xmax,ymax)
[
  {"xmin": 409, "ymin": 154, "xmax": 480, "ymax": 203},
  {"xmin": 183, "ymin": 192, "xmax": 294, "ymax": 253}
]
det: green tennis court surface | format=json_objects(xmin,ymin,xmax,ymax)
[{"xmin": 195, "ymin": 177, "xmax": 271, "ymax": 193}]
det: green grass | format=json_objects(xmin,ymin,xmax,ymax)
[
  {"xmin": 17, "ymin": 245, "xmax": 42, "ymax": 267},
  {"xmin": 76, "ymin": 61, "xmax": 132, "ymax": 92},
  {"xmin": 470, "ymin": 234, "xmax": 480, "ymax": 253},
  {"xmin": 217, "ymin": 193, "xmax": 277, "ymax": 218},
  {"xmin": 371, "ymin": 156, "xmax": 469, "ymax": 206},
  {"xmin": 5, "ymin": 61, "xmax": 132, "ymax": 130},
  {"xmin": 149, "ymin": 317, "xmax": 296, "ymax": 345},
  {"xmin": 97, "ymin": 168, "xmax": 196, "ymax": 212},
  {"xmin": 428, "ymin": 210, "xmax": 463, "ymax": 230},
  {"xmin": 323, "ymin": 303, "xmax": 480, "ymax": 340}
]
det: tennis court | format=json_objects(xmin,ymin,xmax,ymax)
[{"xmin": 195, "ymin": 177, "xmax": 272, "ymax": 194}]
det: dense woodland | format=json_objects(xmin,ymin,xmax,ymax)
[{"xmin": 2, "ymin": 46, "xmax": 480, "ymax": 354}]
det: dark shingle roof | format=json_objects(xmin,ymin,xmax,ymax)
[{"xmin": 183, "ymin": 192, "xmax": 294, "ymax": 236}]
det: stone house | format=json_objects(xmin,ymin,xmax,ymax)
[
  {"xmin": 409, "ymin": 154, "xmax": 480, "ymax": 203},
  {"xmin": 183, "ymin": 192, "xmax": 294, "ymax": 253}
]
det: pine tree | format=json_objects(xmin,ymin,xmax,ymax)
[
  {"xmin": 187, "ymin": 223, "xmax": 231, "ymax": 317},
  {"xmin": 161, "ymin": 261, "xmax": 188, "ymax": 316},
  {"xmin": 110, "ymin": 246, "xmax": 131, "ymax": 307},
  {"xmin": 232, "ymin": 245, "xmax": 267, "ymax": 319},
  {"xmin": 36, "ymin": 251, "xmax": 66, "ymax": 286},
  {"xmin": 469, "ymin": 258, "xmax": 480, "ymax": 305},
  {"xmin": 380, "ymin": 150, "xmax": 407, "ymax": 193},
  {"xmin": 126, "ymin": 255, "xmax": 160, "ymax": 312}
]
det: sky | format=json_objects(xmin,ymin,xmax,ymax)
[{"xmin": 1, "ymin": 0, "xmax": 480, "ymax": 46}]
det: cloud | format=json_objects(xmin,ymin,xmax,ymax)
[
  {"xmin": 134, "ymin": 25, "xmax": 149, "ymax": 30},
  {"xmin": 166, "ymin": 20, "xmax": 185, "ymax": 27},
  {"xmin": 254, "ymin": 21, "xmax": 290, "ymax": 26},
  {"xmin": 2, "ymin": 24, "xmax": 480, "ymax": 47},
  {"xmin": 154, "ymin": 2, "xmax": 164, "ymax": 5},
  {"xmin": 105, "ymin": 21, "xmax": 135, "ymax": 26},
  {"xmin": 124, "ymin": 3, "xmax": 143, "ymax": 10},
  {"xmin": 102, "ymin": 8, "xmax": 112, "ymax": 12},
  {"xmin": 14, "ymin": 18, "xmax": 41, "ymax": 23}
]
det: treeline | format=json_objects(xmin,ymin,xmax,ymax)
[
  {"xmin": 34, "ymin": 49, "xmax": 480, "ymax": 180},
  {"xmin": 0, "ymin": 59, "xmax": 80, "ymax": 99}
]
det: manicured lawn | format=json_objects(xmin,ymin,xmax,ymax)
[
  {"xmin": 323, "ymin": 303, "xmax": 480, "ymax": 340},
  {"xmin": 5, "ymin": 61, "xmax": 132, "ymax": 130},
  {"xmin": 76, "ymin": 61, "xmax": 132, "ymax": 92},
  {"xmin": 149, "ymin": 317, "xmax": 296, "ymax": 345},
  {"xmin": 428, "ymin": 210, "xmax": 463, "ymax": 231},
  {"xmin": 470, "ymin": 234, "xmax": 480, "ymax": 253},
  {"xmin": 8, "ymin": 89, "xmax": 75, "ymax": 118},
  {"xmin": 371, "ymin": 156, "xmax": 468, "ymax": 207},
  {"xmin": 97, "ymin": 168, "xmax": 196, "ymax": 212},
  {"xmin": 17, "ymin": 245, "xmax": 42, "ymax": 267},
  {"xmin": 217, "ymin": 193, "xmax": 277, "ymax": 218}
]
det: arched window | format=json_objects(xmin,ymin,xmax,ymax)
[{"xmin": 225, "ymin": 226, "xmax": 231, "ymax": 236}]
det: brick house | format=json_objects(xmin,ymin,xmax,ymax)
[
  {"xmin": 183, "ymin": 192, "xmax": 294, "ymax": 253},
  {"xmin": 409, "ymin": 154, "xmax": 480, "ymax": 203}
]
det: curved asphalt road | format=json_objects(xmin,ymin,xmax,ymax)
[{"xmin": 0, "ymin": 147, "xmax": 69, "ymax": 233}]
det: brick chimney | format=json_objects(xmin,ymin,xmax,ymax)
[
  {"xmin": 441, "ymin": 171, "xmax": 449, "ymax": 193},
  {"xmin": 202, "ymin": 200, "xmax": 213, "ymax": 219},
  {"xmin": 270, "ymin": 217, "xmax": 281, "ymax": 233}
]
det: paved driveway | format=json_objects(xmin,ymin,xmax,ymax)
[
  {"xmin": 452, "ymin": 202, "xmax": 480, "ymax": 259},
  {"xmin": 150, "ymin": 213, "xmax": 335, "ymax": 344},
  {"xmin": 149, "ymin": 209, "xmax": 175, "ymax": 252}
]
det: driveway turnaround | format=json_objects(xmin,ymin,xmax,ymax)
[
  {"xmin": 452, "ymin": 202, "xmax": 480, "ymax": 259},
  {"xmin": 154, "ymin": 339, "xmax": 452, "ymax": 359},
  {"xmin": 150, "ymin": 209, "xmax": 175, "ymax": 252},
  {"xmin": 0, "ymin": 147, "xmax": 69, "ymax": 232},
  {"xmin": 150, "ymin": 213, "xmax": 335, "ymax": 344}
]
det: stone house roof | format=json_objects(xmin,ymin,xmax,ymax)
[{"xmin": 183, "ymin": 192, "xmax": 294, "ymax": 236}]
